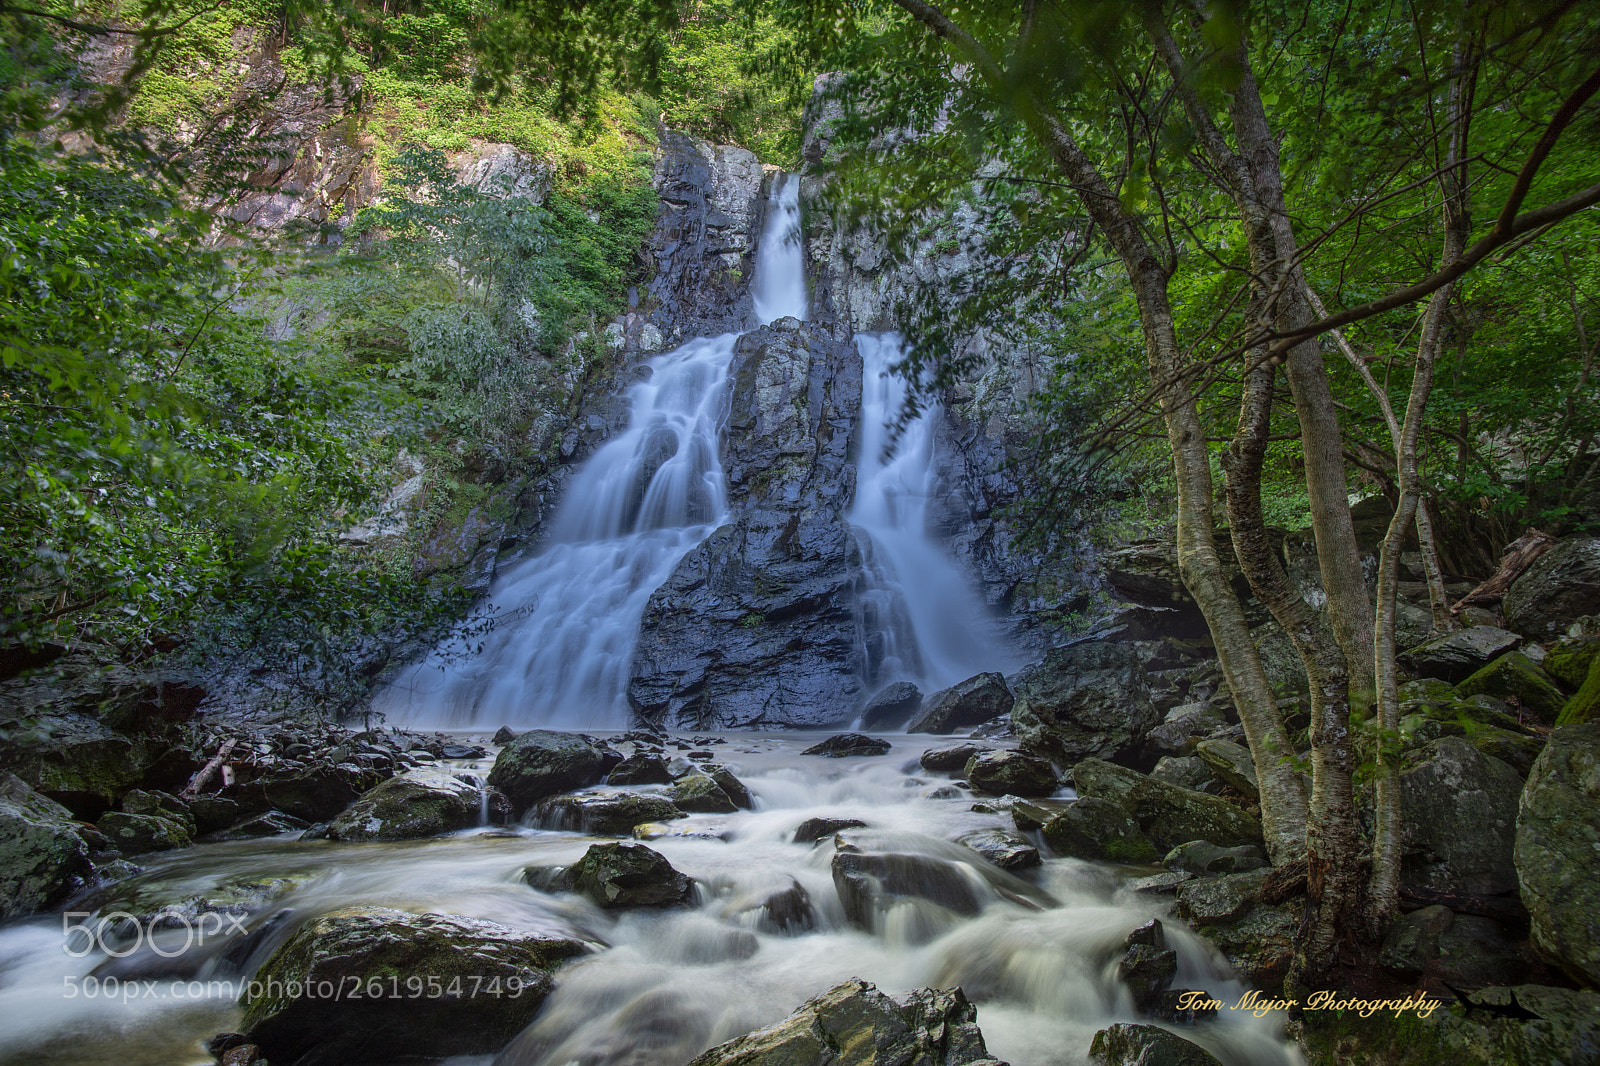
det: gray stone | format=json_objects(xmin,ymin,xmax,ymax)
[
  {"xmin": 240, "ymin": 907, "xmax": 588, "ymax": 1064},
  {"xmin": 1516, "ymin": 722, "xmax": 1600, "ymax": 986},
  {"xmin": 1435, "ymin": 914, "xmax": 1529, "ymax": 987},
  {"xmin": 1010, "ymin": 641, "xmax": 1160, "ymax": 767},
  {"xmin": 685, "ymin": 979, "xmax": 1007, "ymax": 1066},
  {"xmin": 0, "ymin": 773, "xmax": 92, "ymax": 918},
  {"xmin": 1401, "ymin": 627, "xmax": 1523, "ymax": 684},
  {"xmin": 670, "ymin": 772, "xmax": 740, "ymax": 814},
  {"xmin": 1379, "ymin": 904, "xmax": 1455, "ymax": 977},
  {"xmin": 956, "ymin": 828, "xmax": 1040, "ymax": 870},
  {"xmin": 606, "ymin": 753, "xmax": 674, "ymax": 786},
  {"xmin": 1190, "ymin": 902, "xmax": 1299, "ymax": 989},
  {"xmin": 963, "ymin": 750, "xmax": 1056, "ymax": 796},
  {"xmin": 1400, "ymin": 737, "xmax": 1523, "ymax": 895},
  {"xmin": 921, "ymin": 744, "xmax": 995, "ymax": 772},
  {"xmin": 1088, "ymin": 1023, "xmax": 1223, "ymax": 1066},
  {"xmin": 97, "ymin": 811, "xmax": 190, "ymax": 854},
  {"xmin": 859, "ymin": 682, "xmax": 923, "ymax": 730},
  {"xmin": 1072, "ymin": 759, "xmax": 1263, "ymax": 851},
  {"xmin": 1194, "ymin": 739, "xmax": 1258, "ymax": 800},
  {"xmin": 793, "ymin": 816, "xmax": 866, "ymax": 844},
  {"xmin": 1505, "ymin": 536, "xmax": 1600, "ymax": 640},
  {"xmin": 212, "ymin": 811, "xmax": 308, "ymax": 840},
  {"xmin": 533, "ymin": 789, "xmax": 683, "ymax": 835},
  {"xmin": 832, "ymin": 839, "xmax": 982, "ymax": 928},
  {"xmin": 803, "ymin": 733, "xmax": 891, "ymax": 758},
  {"xmin": 486, "ymin": 730, "xmax": 615, "ymax": 814},
  {"xmin": 1142, "ymin": 702, "xmax": 1229, "ymax": 759},
  {"xmin": 1176, "ymin": 869, "xmax": 1273, "ymax": 925},
  {"xmin": 1041, "ymin": 798, "xmax": 1159, "ymax": 863},
  {"xmin": 322, "ymin": 768, "xmax": 499, "ymax": 841},
  {"xmin": 1162, "ymin": 840, "xmax": 1266, "ymax": 876},
  {"xmin": 906, "ymin": 673, "xmax": 1014, "ymax": 734},
  {"xmin": 568, "ymin": 841, "xmax": 694, "ymax": 909},
  {"xmin": 1149, "ymin": 756, "xmax": 1213, "ymax": 791}
]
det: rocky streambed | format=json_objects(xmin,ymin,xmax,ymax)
[{"xmin": 0, "ymin": 730, "xmax": 1299, "ymax": 1066}]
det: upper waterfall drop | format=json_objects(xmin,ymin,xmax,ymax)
[
  {"xmin": 751, "ymin": 174, "xmax": 807, "ymax": 325},
  {"xmin": 850, "ymin": 332, "xmax": 1017, "ymax": 695},
  {"xmin": 373, "ymin": 172, "xmax": 809, "ymax": 731}
]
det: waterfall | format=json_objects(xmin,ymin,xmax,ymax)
[
  {"xmin": 373, "ymin": 174, "xmax": 806, "ymax": 730},
  {"xmin": 850, "ymin": 333, "xmax": 1015, "ymax": 693}
]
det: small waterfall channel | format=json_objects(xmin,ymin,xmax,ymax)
[
  {"xmin": 850, "ymin": 333, "xmax": 1018, "ymax": 693},
  {"xmin": 0, "ymin": 734, "xmax": 1302, "ymax": 1066},
  {"xmin": 372, "ymin": 175, "xmax": 809, "ymax": 731}
]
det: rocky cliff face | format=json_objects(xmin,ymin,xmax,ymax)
[{"xmin": 629, "ymin": 319, "xmax": 864, "ymax": 728}]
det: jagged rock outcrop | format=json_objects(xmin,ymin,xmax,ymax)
[{"xmin": 629, "ymin": 320, "xmax": 865, "ymax": 728}]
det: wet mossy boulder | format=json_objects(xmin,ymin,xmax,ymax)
[
  {"xmin": 534, "ymin": 789, "xmax": 683, "ymax": 835},
  {"xmin": 906, "ymin": 673, "xmax": 1013, "ymax": 735},
  {"xmin": 240, "ymin": 907, "xmax": 589, "ymax": 1065},
  {"xmin": 803, "ymin": 733, "xmax": 891, "ymax": 758},
  {"xmin": 1400, "ymin": 737, "xmax": 1522, "ymax": 895},
  {"xmin": 1557, "ymin": 652, "xmax": 1600, "ymax": 726},
  {"xmin": 956, "ymin": 828, "xmax": 1040, "ymax": 871},
  {"xmin": 793, "ymin": 816, "xmax": 866, "ymax": 844},
  {"xmin": 1515, "ymin": 722, "xmax": 1600, "ymax": 987},
  {"xmin": 97, "ymin": 810, "xmax": 191, "ymax": 854},
  {"xmin": 670, "ymin": 771, "xmax": 739, "ymax": 813},
  {"xmin": 860, "ymin": 681, "xmax": 924, "ymax": 731},
  {"xmin": 1041, "ymin": 798, "xmax": 1159, "ymax": 863},
  {"xmin": 685, "ymin": 979, "xmax": 1007, "ymax": 1066},
  {"xmin": 0, "ymin": 712, "xmax": 152, "ymax": 817},
  {"xmin": 1193, "ymin": 740, "xmax": 1257, "ymax": 800},
  {"xmin": 1456, "ymin": 652, "xmax": 1567, "ymax": 724},
  {"xmin": 606, "ymin": 753, "xmax": 674, "ymax": 786},
  {"xmin": 1010, "ymin": 641, "xmax": 1160, "ymax": 768},
  {"xmin": 1190, "ymin": 899, "xmax": 1299, "ymax": 992},
  {"xmin": 568, "ymin": 841, "xmax": 694, "ymax": 908},
  {"xmin": 1540, "ymin": 628, "xmax": 1600, "ymax": 689},
  {"xmin": 1072, "ymin": 759, "xmax": 1263, "ymax": 852},
  {"xmin": 487, "ymin": 730, "xmax": 616, "ymax": 814},
  {"xmin": 1504, "ymin": 535, "xmax": 1600, "ymax": 640},
  {"xmin": 962, "ymin": 749, "xmax": 1057, "ymax": 797},
  {"xmin": 832, "ymin": 836, "xmax": 983, "ymax": 928},
  {"xmin": 321, "ymin": 768, "xmax": 498, "ymax": 842},
  {"xmin": 921, "ymin": 744, "xmax": 995, "ymax": 773},
  {"xmin": 0, "ymin": 773, "xmax": 92, "ymax": 918},
  {"xmin": 1088, "ymin": 1023, "xmax": 1222, "ymax": 1066},
  {"xmin": 232, "ymin": 764, "xmax": 372, "ymax": 824},
  {"xmin": 1400, "ymin": 627, "xmax": 1522, "ymax": 684}
]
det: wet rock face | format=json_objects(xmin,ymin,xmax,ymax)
[
  {"xmin": 1041, "ymin": 798, "xmax": 1159, "ymax": 864},
  {"xmin": 642, "ymin": 133, "xmax": 768, "ymax": 342},
  {"xmin": 1516, "ymin": 722, "xmax": 1600, "ymax": 986},
  {"xmin": 487, "ymin": 731, "xmax": 617, "ymax": 814},
  {"xmin": 321, "ymin": 768, "xmax": 499, "ymax": 842},
  {"xmin": 1505, "ymin": 536, "xmax": 1600, "ymax": 639},
  {"xmin": 963, "ymin": 749, "xmax": 1057, "ymax": 797},
  {"xmin": 686, "ymin": 978, "xmax": 1008, "ymax": 1066},
  {"xmin": 859, "ymin": 682, "xmax": 923, "ymax": 730},
  {"xmin": 908, "ymin": 673, "xmax": 1014, "ymax": 735},
  {"xmin": 1071, "ymin": 759, "xmax": 1264, "ymax": 852},
  {"xmin": 1011, "ymin": 641, "xmax": 1160, "ymax": 769},
  {"xmin": 1400, "ymin": 737, "xmax": 1523, "ymax": 896},
  {"xmin": 0, "ymin": 773, "xmax": 92, "ymax": 918},
  {"xmin": 629, "ymin": 321, "xmax": 865, "ymax": 729},
  {"xmin": 240, "ymin": 907, "xmax": 589, "ymax": 1065}
]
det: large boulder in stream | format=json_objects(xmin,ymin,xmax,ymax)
[
  {"xmin": 686, "ymin": 979, "xmax": 1007, "ymax": 1066},
  {"xmin": 566, "ymin": 841, "xmax": 695, "ymax": 909},
  {"xmin": 804, "ymin": 733, "xmax": 891, "ymax": 758},
  {"xmin": 0, "ymin": 773, "xmax": 92, "ymax": 918},
  {"xmin": 1089, "ymin": 1023, "xmax": 1222, "ymax": 1066},
  {"xmin": 859, "ymin": 682, "xmax": 923, "ymax": 730},
  {"xmin": 487, "ymin": 730, "xmax": 617, "ymax": 814},
  {"xmin": 1505, "ymin": 535, "xmax": 1600, "ymax": 640},
  {"xmin": 240, "ymin": 907, "xmax": 589, "ymax": 1065},
  {"xmin": 321, "ymin": 768, "xmax": 505, "ymax": 841},
  {"xmin": 1010, "ymin": 641, "xmax": 1160, "ymax": 768},
  {"xmin": 906, "ymin": 673, "xmax": 1014, "ymax": 734},
  {"xmin": 1072, "ymin": 759, "xmax": 1262, "ymax": 852},
  {"xmin": 963, "ymin": 749, "xmax": 1056, "ymax": 796},
  {"xmin": 1516, "ymin": 722, "xmax": 1600, "ymax": 987},
  {"xmin": 1041, "ymin": 798, "xmax": 1159, "ymax": 863},
  {"xmin": 535, "ymin": 789, "xmax": 684, "ymax": 835}
]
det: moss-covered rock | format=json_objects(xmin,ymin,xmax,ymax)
[
  {"xmin": 670, "ymin": 771, "xmax": 739, "ymax": 813},
  {"xmin": 1542, "ymin": 630, "xmax": 1600, "ymax": 689},
  {"xmin": 1190, "ymin": 900, "xmax": 1298, "ymax": 992},
  {"xmin": 0, "ymin": 712, "xmax": 153, "ymax": 817},
  {"xmin": 1089, "ymin": 1023, "xmax": 1222, "ymax": 1066},
  {"xmin": 1515, "ymin": 722, "xmax": 1600, "ymax": 987},
  {"xmin": 567, "ymin": 841, "xmax": 693, "ymax": 908},
  {"xmin": 685, "ymin": 980, "xmax": 1007, "ymax": 1066},
  {"xmin": 1455, "ymin": 651, "xmax": 1567, "ymax": 723},
  {"xmin": 1041, "ymin": 797, "xmax": 1159, "ymax": 863},
  {"xmin": 1556, "ymin": 652, "xmax": 1600, "ymax": 726},
  {"xmin": 97, "ymin": 810, "xmax": 191, "ymax": 854},
  {"xmin": 963, "ymin": 749, "xmax": 1057, "ymax": 797},
  {"xmin": 1296, "ymin": 985, "xmax": 1600, "ymax": 1066},
  {"xmin": 240, "ymin": 907, "xmax": 589, "ymax": 1064},
  {"xmin": 1400, "ymin": 627, "xmax": 1522, "ymax": 684},
  {"xmin": 1194, "ymin": 739, "xmax": 1258, "ymax": 800},
  {"xmin": 534, "ymin": 789, "xmax": 683, "ymax": 834},
  {"xmin": 321, "ymin": 768, "xmax": 497, "ymax": 842},
  {"xmin": 0, "ymin": 772, "xmax": 92, "ymax": 918},
  {"xmin": 487, "ymin": 730, "xmax": 616, "ymax": 814},
  {"xmin": 1072, "ymin": 759, "xmax": 1263, "ymax": 851}
]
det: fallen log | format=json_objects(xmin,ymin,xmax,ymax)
[
  {"xmin": 1452, "ymin": 528, "xmax": 1555, "ymax": 612},
  {"xmin": 180, "ymin": 737, "xmax": 237, "ymax": 800}
]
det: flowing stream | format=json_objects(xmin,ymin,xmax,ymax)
[
  {"xmin": 850, "ymin": 333, "xmax": 1018, "ymax": 692},
  {"xmin": 371, "ymin": 175, "xmax": 809, "ymax": 731},
  {"xmin": 0, "ymin": 734, "xmax": 1301, "ymax": 1066}
]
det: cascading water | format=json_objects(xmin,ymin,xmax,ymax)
[
  {"xmin": 372, "ymin": 174, "xmax": 807, "ymax": 731},
  {"xmin": 850, "ymin": 332, "xmax": 1017, "ymax": 693}
]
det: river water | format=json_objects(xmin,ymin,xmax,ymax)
[{"xmin": 0, "ymin": 733, "xmax": 1299, "ymax": 1066}]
